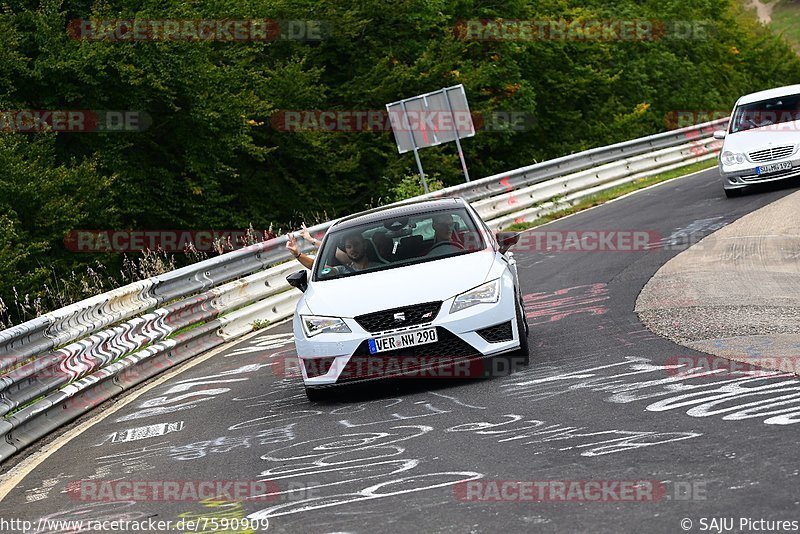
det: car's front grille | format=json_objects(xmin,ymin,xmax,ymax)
[
  {"xmin": 354, "ymin": 301, "xmax": 442, "ymax": 333},
  {"xmin": 337, "ymin": 327, "xmax": 481, "ymax": 383},
  {"xmin": 748, "ymin": 145, "xmax": 795, "ymax": 163},
  {"xmin": 477, "ymin": 321, "xmax": 513, "ymax": 343}
]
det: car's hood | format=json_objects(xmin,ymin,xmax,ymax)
[
  {"xmin": 303, "ymin": 251, "xmax": 497, "ymax": 318},
  {"xmin": 724, "ymin": 125, "xmax": 800, "ymax": 155}
]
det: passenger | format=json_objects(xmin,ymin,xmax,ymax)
[
  {"xmin": 321, "ymin": 232, "xmax": 382, "ymax": 277},
  {"xmin": 286, "ymin": 223, "xmax": 348, "ymax": 269}
]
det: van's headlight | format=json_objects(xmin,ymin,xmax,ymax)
[
  {"xmin": 450, "ymin": 279, "xmax": 501, "ymax": 314},
  {"xmin": 301, "ymin": 316, "xmax": 351, "ymax": 337},
  {"xmin": 721, "ymin": 151, "xmax": 745, "ymax": 166}
]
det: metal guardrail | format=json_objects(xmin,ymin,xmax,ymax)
[{"xmin": 0, "ymin": 117, "xmax": 727, "ymax": 461}]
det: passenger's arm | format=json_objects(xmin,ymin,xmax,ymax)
[{"xmin": 296, "ymin": 252, "xmax": 315, "ymax": 270}]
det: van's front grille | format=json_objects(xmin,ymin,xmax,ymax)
[
  {"xmin": 740, "ymin": 167, "xmax": 800, "ymax": 182},
  {"xmin": 748, "ymin": 145, "xmax": 795, "ymax": 163}
]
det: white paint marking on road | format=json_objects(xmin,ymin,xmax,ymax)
[
  {"xmin": 95, "ymin": 421, "xmax": 185, "ymax": 446},
  {"xmin": 24, "ymin": 473, "xmax": 68, "ymax": 503},
  {"xmin": 429, "ymin": 391, "xmax": 487, "ymax": 410}
]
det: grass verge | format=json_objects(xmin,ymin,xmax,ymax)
[{"xmin": 503, "ymin": 159, "xmax": 718, "ymax": 232}]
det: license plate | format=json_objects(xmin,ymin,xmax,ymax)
[
  {"xmin": 368, "ymin": 328, "xmax": 438, "ymax": 354},
  {"xmin": 756, "ymin": 161, "xmax": 792, "ymax": 175}
]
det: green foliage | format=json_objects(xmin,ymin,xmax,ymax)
[
  {"xmin": 1, "ymin": 0, "xmax": 800, "ymax": 323},
  {"xmin": 251, "ymin": 319, "xmax": 271, "ymax": 331},
  {"xmin": 387, "ymin": 173, "xmax": 445, "ymax": 203},
  {"xmin": 0, "ymin": 133, "xmax": 119, "ymax": 323}
]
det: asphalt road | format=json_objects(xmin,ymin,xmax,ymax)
[{"xmin": 2, "ymin": 169, "xmax": 800, "ymax": 534}]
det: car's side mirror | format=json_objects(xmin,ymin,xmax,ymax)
[
  {"xmin": 286, "ymin": 270, "xmax": 308, "ymax": 292},
  {"xmin": 496, "ymin": 232, "xmax": 520, "ymax": 254},
  {"xmin": 713, "ymin": 130, "xmax": 727, "ymax": 140}
]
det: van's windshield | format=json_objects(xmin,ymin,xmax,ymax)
[{"xmin": 731, "ymin": 95, "xmax": 800, "ymax": 133}]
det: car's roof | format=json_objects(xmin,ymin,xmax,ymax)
[
  {"xmin": 737, "ymin": 84, "xmax": 800, "ymax": 106},
  {"xmin": 331, "ymin": 197, "xmax": 467, "ymax": 232}
]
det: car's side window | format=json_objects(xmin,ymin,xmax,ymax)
[{"xmin": 413, "ymin": 218, "xmax": 433, "ymax": 240}]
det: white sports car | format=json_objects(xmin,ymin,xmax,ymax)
[{"xmin": 286, "ymin": 197, "xmax": 530, "ymax": 401}]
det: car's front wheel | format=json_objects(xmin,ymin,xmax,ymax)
[
  {"xmin": 305, "ymin": 386, "xmax": 327, "ymax": 402},
  {"xmin": 514, "ymin": 298, "xmax": 530, "ymax": 366},
  {"xmin": 725, "ymin": 188, "xmax": 744, "ymax": 198}
]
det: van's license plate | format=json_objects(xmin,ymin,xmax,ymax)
[
  {"xmin": 368, "ymin": 328, "xmax": 438, "ymax": 354},
  {"xmin": 756, "ymin": 161, "xmax": 792, "ymax": 175}
]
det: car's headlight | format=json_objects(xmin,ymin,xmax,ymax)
[
  {"xmin": 721, "ymin": 151, "xmax": 745, "ymax": 166},
  {"xmin": 301, "ymin": 315, "xmax": 351, "ymax": 337},
  {"xmin": 450, "ymin": 279, "xmax": 501, "ymax": 314}
]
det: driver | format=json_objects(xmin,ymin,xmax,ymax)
[
  {"xmin": 432, "ymin": 213, "xmax": 456, "ymax": 243},
  {"xmin": 425, "ymin": 213, "xmax": 463, "ymax": 256}
]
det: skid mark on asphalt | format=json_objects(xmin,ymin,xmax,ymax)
[
  {"xmin": 523, "ymin": 284, "xmax": 610, "ymax": 325},
  {"xmin": 522, "ymin": 282, "xmax": 661, "ymax": 353},
  {"xmin": 643, "ymin": 216, "xmax": 728, "ymax": 250}
]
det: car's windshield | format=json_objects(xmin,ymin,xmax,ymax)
[
  {"xmin": 730, "ymin": 94, "xmax": 800, "ymax": 133},
  {"xmin": 313, "ymin": 208, "xmax": 486, "ymax": 281}
]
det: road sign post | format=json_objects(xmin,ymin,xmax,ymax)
[
  {"xmin": 444, "ymin": 89, "xmax": 470, "ymax": 182},
  {"xmin": 399, "ymin": 99, "xmax": 429, "ymax": 193}
]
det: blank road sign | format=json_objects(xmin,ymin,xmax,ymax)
[{"xmin": 386, "ymin": 85, "xmax": 475, "ymax": 154}]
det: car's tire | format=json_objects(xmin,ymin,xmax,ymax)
[
  {"xmin": 305, "ymin": 386, "xmax": 327, "ymax": 402},
  {"xmin": 725, "ymin": 188, "xmax": 744, "ymax": 198},
  {"xmin": 513, "ymin": 299, "xmax": 530, "ymax": 367},
  {"xmin": 519, "ymin": 296, "xmax": 529, "ymax": 339}
]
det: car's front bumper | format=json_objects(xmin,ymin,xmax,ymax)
[
  {"xmin": 720, "ymin": 158, "xmax": 800, "ymax": 190},
  {"xmin": 293, "ymin": 275, "xmax": 521, "ymax": 386}
]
